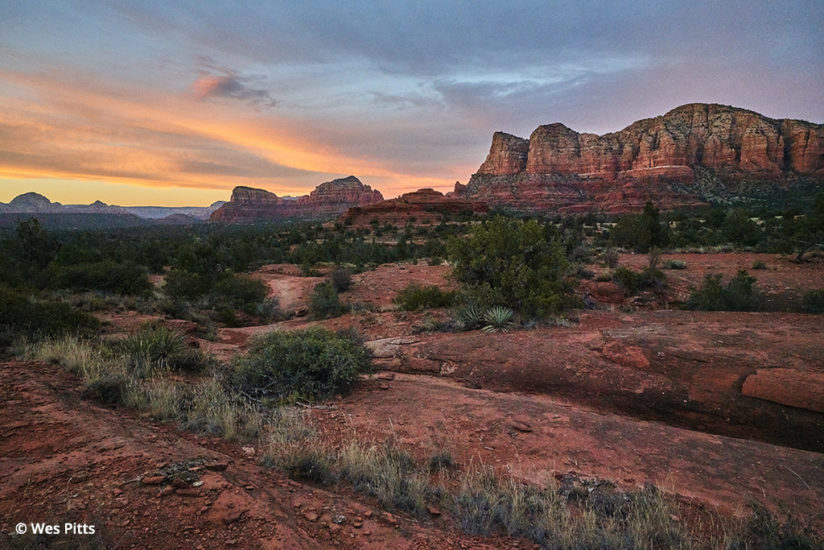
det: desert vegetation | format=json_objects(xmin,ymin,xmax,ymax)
[{"xmin": 2, "ymin": 205, "xmax": 823, "ymax": 548}]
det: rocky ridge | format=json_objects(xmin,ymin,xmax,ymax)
[
  {"xmin": 339, "ymin": 188, "xmax": 488, "ymax": 227},
  {"xmin": 0, "ymin": 193, "xmax": 224, "ymax": 220},
  {"xmin": 211, "ymin": 176, "xmax": 384, "ymax": 222},
  {"xmin": 466, "ymin": 103, "xmax": 824, "ymax": 214}
]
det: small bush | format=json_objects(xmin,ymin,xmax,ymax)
[
  {"xmin": 576, "ymin": 266, "xmax": 595, "ymax": 280},
  {"xmin": 309, "ymin": 281, "xmax": 343, "ymax": 319},
  {"xmin": 230, "ymin": 327, "xmax": 372, "ymax": 403},
  {"xmin": 799, "ymin": 289, "xmax": 824, "ymax": 314},
  {"xmin": 482, "ymin": 306, "xmax": 515, "ymax": 333},
  {"xmin": 52, "ymin": 260, "xmax": 152, "ymax": 296},
  {"xmin": 686, "ymin": 270, "xmax": 765, "ymax": 311},
  {"xmin": 429, "ymin": 450, "xmax": 456, "ymax": 471},
  {"xmin": 603, "ymin": 249, "xmax": 619, "ymax": 268},
  {"xmin": 163, "ymin": 269, "xmax": 210, "ymax": 301},
  {"xmin": 211, "ymin": 273, "xmax": 268, "ymax": 313},
  {"xmin": 394, "ymin": 283, "xmax": 456, "ymax": 311},
  {"xmin": 118, "ymin": 324, "xmax": 209, "ymax": 374},
  {"xmin": 595, "ymin": 271, "xmax": 613, "ymax": 282},
  {"xmin": 664, "ymin": 259, "xmax": 687, "ymax": 270},
  {"xmin": 331, "ymin": 267, "xmax": 353, "ymax": 292},
  {"xmin": 0, "ymin": 286, "xmax": 100, "ymax": 345},
  {"xmin": 455, "ymin": 304, "xmax": 485, "ymax": 331},
  {"xmin": 612, "ymin": 266, "xmax": 665, "ymax": 296},
  {"xmin": 751, "ymin": 260, "xmax": 768, "ymax": 270},
  {"xmin": 613, "ymin": 267, "xmax": 641, "ymax": 294}
]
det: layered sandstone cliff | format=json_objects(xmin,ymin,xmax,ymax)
[
  {"xmin": 340, "ymin": 188, "xmax": 488, "ymax": 227},
  {"xmin": 210, "ymin": 176, "xmax": 384, "ymax": 222},
  {"xmin": 467, "ymin": 103, "xmax": 824, "ymax": 214}
]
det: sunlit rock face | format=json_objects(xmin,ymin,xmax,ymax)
[
  {"xmin": 210, "ymin": 176, "xmax": 384, "ymax": 222},
  {"xmin": 466, "ymin": 103, "xmax": 824, "ymax": 214}
]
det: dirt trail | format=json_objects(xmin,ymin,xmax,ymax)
[{"xmin": 0, "ymin": 361, "xmax": 511, "ymax": 549}]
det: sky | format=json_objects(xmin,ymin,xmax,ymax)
[{"xmin": 0, "ymin": 1, "xmax": 822, "ymax": 206}]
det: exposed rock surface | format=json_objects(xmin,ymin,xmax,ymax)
[
  {"xmin": 211, "ymin": 176, "xmax": 383, "ymax": 222},
  {"xmin": 467, "ymin": 103, "xmax": 824, "ymax": 214},
  {"xmin": 742, "ymin": 368, "xmax": 824, "ymax": 414},
  {"xmin": 339, "ymin": 188, "xmax": 488, "ymax": 226}
]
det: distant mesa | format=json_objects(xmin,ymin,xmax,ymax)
[
  {"xmin": 340, "ymin": 187, "xmax": 488, "ymax": 227},
  {"xmin": 466, "ymin": 103, "xmax": 824, "ymax": 214},
  {"xmin": 210, "ymin": 175, "xmax": 384, "ymax": 222}
]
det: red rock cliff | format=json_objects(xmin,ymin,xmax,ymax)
[
  {"xmin": 211, "ymin": 176, "xmax": 384, "ymax": 222},
  {"xmin": 466, "ymin": 103, "xmax": 824, "ymax": 214}
]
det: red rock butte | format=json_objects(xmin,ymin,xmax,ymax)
[
  {"xmin": 463, "ymin": 103, "xmax": 824, "ymax": 214},
  {"xmin": 210, "ymin": 176, "xmax": 384, "ymax": 222},
  {"xmin": 339, "ymin": 187, "xmax": 489, "ymax": 227}
]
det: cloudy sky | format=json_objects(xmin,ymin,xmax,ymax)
[{"xmin": 1, "ymin": 1, "xmax": 822, "ymax": 205}]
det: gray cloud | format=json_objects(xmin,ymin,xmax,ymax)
[{"xmin": 193, "ymin": 72, "xmax": 277, "ymax": 107}]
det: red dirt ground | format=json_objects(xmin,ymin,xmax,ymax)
[
  {"xmin": 3, "ymin": 254, "xmax": 823, "ymax": 547},
  {"xmin": 0, "ymin": 361, "xmax": 513, "ymax": 549}
]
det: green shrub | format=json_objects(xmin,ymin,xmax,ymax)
[
  {"xmin": 609, "ymin": 202, "xmax": 670, "ymax": 252},
  {"xmin": 603, "ymin": 249, "xmax": 619, "ymax": 268},
  {"xmin": 799, "ymin": 289, "xmax": 824, "ymax": 314},
  {"xmin": 613, "ymin": 267, "xmax": 641, "ymax": 294},
  {"xmin": 211, "ymin": 273, "xmax": 268, "ymax": 312},
  {"xmin": 686, "ymin": 270, "xmax": 765, "ymax": 311},
  {"xmin": 163, "ymin": 269, "xmax": 210, "ymax": 301},
  {"xmin": 309, "ymin": 281, "xmax": 343, "ymax": 319},
  {"xmin": 751, "ymin": 260, "xmax": 767, "ymax": 270},
  {"xmin": 447, "ymin": 217, "xmax": 573, "ymax": 318},
  {"xmin": 394, "ymin": 283, "xmax": 456, "ymax": 311},
  {"xmin": 664, "ymin": 259, "xmax": 687, "ymax": 270},
  {"xmin": 230, "ymin": 327, "xmax": 372, "ymax": 403},
  {"xmin": 595, "ymin": 271, "xmax": 613, "ymax": 282},
  {"xmin": 117, "ymin": 324, "xmax": 208, "ymax": 374},
  {"xmin": 331, "ymin": 267, "xmax": 353, "ymax": 292},
  {"xmin": 612, "ymin": 266, "xmax": 665, "ymax": 295},
  {"xmin": 455, "ymin": 304, "xmax": 484, "ymax": 331},
  {"xmin": 52, "ymin": 260, "xmax": 152, "ymax": 296},
  {"xmin": 482, "ymin": 306, "xmax": 515, "ymax": 333},
  {"xmin": 0, "ymin": 286, "xmax": 100, "ymax": 345}
]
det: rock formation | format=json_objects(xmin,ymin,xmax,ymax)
[
  {"xmin": 340, "ymin": 188, "xmax": 488, "ymax": 227},
  {"xmin": 0, "ymin": 193, "xmax": 223, "ymax": 220},
  {"xmin": 466, "ymin": 103, "xmax": 824, "ymax": 214},
  {"xmin": 210, "ymin": 176, "xmax": 383, "ymax": 222}
]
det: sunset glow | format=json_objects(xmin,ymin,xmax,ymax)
[{"xmin": 1, "ymin": 1, "xmax": 822, "ymax": 206}]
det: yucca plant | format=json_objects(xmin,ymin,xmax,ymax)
[
  {"xmin": 482, "ymin": 306, "xmax": 514, "ymax": 333},
  {"xmin": 456, "ymin": 304, "xmax": 484, "ymax": 330}
]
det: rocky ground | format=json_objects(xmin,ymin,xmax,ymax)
[{"xmin": 2, "ymin": 252, "xmax": 823, "ymax": 548}]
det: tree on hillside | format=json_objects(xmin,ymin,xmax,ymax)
[
  {"xmin": 794, "ymin": 192, "xmax": 824, "ymax": 261},
  {"xmin": 609, "ymin": 202, "xmax": 670, "ymax": 252},
  {"xmin": 447, "ymin": 217, "xmax": 573, "ymax": 318}
]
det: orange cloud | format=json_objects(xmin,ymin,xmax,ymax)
[{"xmin": 0, "ymin": 68, "xmax": 462, "ymax": 204}]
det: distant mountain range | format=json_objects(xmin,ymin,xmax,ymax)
[{"xmin": 0, "ymin": 192, "xmax": 225, "ymax": 223}]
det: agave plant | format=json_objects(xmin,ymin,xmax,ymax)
[
  {"xmin": 456, "ymin": 304, "xmax": 484, "ymax": 331},
  {"xmin": 482, "ymin": 306, "xmax": 515, "ymax": 333}
]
